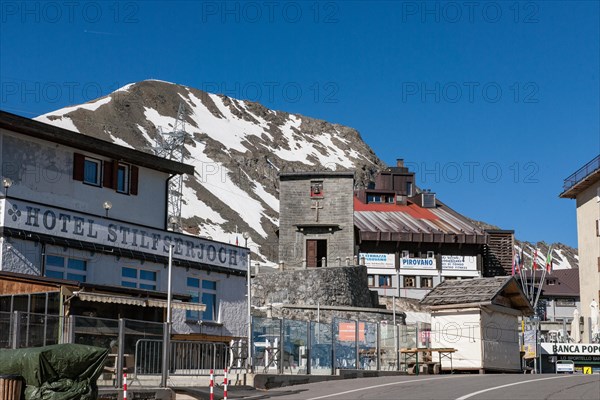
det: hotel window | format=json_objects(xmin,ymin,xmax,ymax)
[
  {"xmin": 73, "ymin": 153, "xmax": 139, "ymax": 195},
  {"xmin": 367, "ymin": 275, "xmax": 375, "ymax": 287},
  {"xmin": 421, "ymin": 277, "xmax": 433, "ymax": 288},
  {"xmin": 121, "ymin": 267, "xmax": 157, "ymax": 290},
  {"xmin": 379, "ymin": 275, "xmax": 392, "ymax": 287},
  {"xmin": 426, "ymin": 251, "xmax": 435, "ymax": 259},
  {"xmin": 404, "ymin": 276, "xmax": 416, "ymax": 288},
  {"xmin": 45, "ymin": 255, "xmax": 87, "ymax": 282},
  {"xmin": 117, "ymin": 164, "xmax": 129, "ymax": 194},
  {"xmin": 401, "ymin": 250, "xmax": 410, "ymax": 259},
  {"xmin": 186, "ymin": 278, "xmax": 218, "ymax": 321},
  {"xmin": 83, "ymin": 158, "xmax": 101, "ymax": 185}
]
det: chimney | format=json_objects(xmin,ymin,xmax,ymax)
[{"xmin": 396, "ymin": 159, "xmax": 404, "ymax": 167}]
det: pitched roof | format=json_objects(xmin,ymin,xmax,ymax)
[
  {"xmin": 541, "ymin": 268, "xmax": 580, "ymax": 297},
  {"xmin": 420, "ymin": 276, "xmax": 533, "ymax": 314},
  {"xmin": 354, "ymin": 198, "xmax": 487, "ymax": 243},
  {"xmin": 0, "ymin": 110, "xmax": 194, "ymax": 175}
]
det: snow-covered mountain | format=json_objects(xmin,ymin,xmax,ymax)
[
  {"xmin": 35, "ymin": 79, "xmax": 578, "ymax": 269},
  {"xmin": 35, "ymin": 80, "xmax": 384, "ymax": 263}
]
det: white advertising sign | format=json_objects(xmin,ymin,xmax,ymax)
[
  {"xmin": 1, "ymin": 198, "xmax": 248, "ymax": 271},
  {"xmin": 541, "ymin": 343, "xmax": 600, "ymax": 356},
  {"xmin": 360, "ymin": 253, "xmax": 395, "ymax": 268},
  {"xmin": 441, "ymin": 255, "xmax": 477, "ymax": 271},
  {"xmin": 400, "ymin": 257, "xmax": 436, "ymax": 270}
]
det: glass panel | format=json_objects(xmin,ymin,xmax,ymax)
[
  {"xmin": 139, "ymin": 283, "xmax": 156, "ymax": 291},
  {"xmin": 67, "ymin": 259, "xmax": 86, "ymax": 271},
  {"xmin": 45, "ymin": 269, "xmax": 64, "ymax": 279},
  {"xmin": 0, "ymin": 296, "xmax": 11, "ymax": 312},
  {"xmin": 122, "ymin": 281, "xmax": 137, "ymax": 288},
  {"xmin": 84, "ymin": 160, "xmax": 99, "ymax": 184},
  {"xmin": 47, "ymin": 292, "xmax": 60, "ymax": 314},
  {"xmin": 379, "ymin": 323, "xmax": 398, "ymax": 371},
  {"xmin": 140, "ymin": 270, "xmax": 156, "ymax": 281},
  {"xmin": 334, "ymin": 319, "xmax": 357, "ymax": 370},
  {"xmin": 283, "ymin": 320, "xmax": 308, "ymax": 374},
  {"xmin": 117, "ymin": 166, "xmax": 127, "ymax": 192},
  {"xmin": 46, "ymin": 255, "xmax": 64, "ymax": 267},
  {"xmin": 122, "ymin": 267, "xmax": 137, "ymax": 279},
  {"xmin": 202, "ymin": 293, "xmax": 216, "ymax": 320},
  {"xmin": 358, "ymin": 322, "xmax": 378, "ymax": 370},
  {"xmin": 310, "ymin": 322, "xmax": 333, "ymax": 375},
  {"xmin": 202, "ymin": 280, "xmax": 217, "ymax": 290},
  {"xmin": 187, "ymin": 277, "xmax": 200, "ymax": 288},
  {"xmin": 30, "ymin": 293, "xmax": 47, "ymax": 314},
  {"xmin": 12, "ymin": 295, "xmax": 29, "ymax": 312},
  {"xmin": 67, "ymin": 273, "xmax": 86, "ymax": 282},
  {"xmin": 252, "ymin": 317, "xmax": 282, "ymax": 373}
]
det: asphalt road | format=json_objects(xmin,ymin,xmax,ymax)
[{"xmin": 242, "ymin": 374, "xmax": 600, "ymax": 400}]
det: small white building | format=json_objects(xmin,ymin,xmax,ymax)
[
  {"xmin": 421, "ymin": 276, "xmax": 533, "ymax": 373},
  {"xmin": 0, "ymin": 110, "xmax": 249, "ymax": 343}
]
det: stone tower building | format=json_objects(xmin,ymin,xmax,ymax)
[{"xmin": 278, "ymin": 171, "xmax": 355, "ymax": 268}]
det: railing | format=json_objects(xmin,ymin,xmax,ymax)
[
  {"xmin": 563, "ymin": 154, "xmax": 600, "ymax": 192},
  {"xmin": 135, "ymin": 339, "xmax": 231, "ymax": 376}
]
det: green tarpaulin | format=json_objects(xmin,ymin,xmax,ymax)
[{"xmin": 0, "ymin": 343, "xmax": 108, "ymax": 400}]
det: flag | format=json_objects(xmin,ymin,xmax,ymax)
[
  {"xmin": 512, "ymin": 250, "xmax": 516, "ymax": 276},
  {"xmin": 515, "ymin": 251, "xmax": 521, "ymax": 274},
  {"xmin": 235, "ymin": 236, "xmax": 239, "ymax": 246},
  {"xmin": 532, "ymin": 249, "xmax": 538, "ymax": 270},
  {"xmin": 519, "ymin": 248, "xmax": 525, "ymax": 271},
  {"xmin": 545, "ymin": 246, "xmax": 553, "ymax": 273}
]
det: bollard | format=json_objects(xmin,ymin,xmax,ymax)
[
  {"xmin": 223, "ymin": 368, "xmax": 228, "ymax": 400},
  {"xmin": 209, "ymin": 369, "xmax": 214, "ymax": 400},
  {"xmin": 123, "ymin": 371, "xmax": 127, "ymax": 400}
]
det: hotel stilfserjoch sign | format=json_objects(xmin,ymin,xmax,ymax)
[{"xmin": 1, "ymin": 198, "xmax": 248, "ymax": 271}]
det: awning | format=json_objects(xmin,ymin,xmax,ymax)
[{"xmin": 73, "ymin": 291, "xmax": 206, "ymax": 311}]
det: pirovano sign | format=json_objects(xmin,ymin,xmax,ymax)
[
  {"xmin": 400, "ymin": 257, "xmax": 436, "ymax": 269},
  {"xmin": 1, "ymin": 198, "xmax": 248, "ymax": 271}
]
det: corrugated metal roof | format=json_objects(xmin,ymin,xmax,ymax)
[{"xmin": 354, "ymin": 206, "xmax": 485, "ymax": 236}]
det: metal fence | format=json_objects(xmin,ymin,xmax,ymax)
[
  {"xmin": 251, "ymin": 317, "xmax": 425, "ymax": 374},
  {"xmin": 1, "ymin": 311, "xmax": 429, "ymax": 381},
  {"xmin": 134, "ymin": 339, "xmax": 231, "ymax": 376}
]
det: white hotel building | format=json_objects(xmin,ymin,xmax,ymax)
[{"xmin": 0, "ymin": 110, "xmax": 249, "ymax": 342}]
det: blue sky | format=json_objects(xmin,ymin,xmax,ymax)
[{"xmin": 1, "ymin": 1, "xmax": 598, "ymax": 248}]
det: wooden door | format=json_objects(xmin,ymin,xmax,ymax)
[{"xmin": 306, "ymin": 240, "xmax": 317, "ymax": 268}]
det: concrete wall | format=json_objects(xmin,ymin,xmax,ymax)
[
  {"xmin": 575, "ymin": 183, "xmax": 600, "ymax": 340},
  {"xmin": 278, "ymin": 174, "xmax": 354, "ymax": 268},
  {"xmin": 0, "ymin": 129, "xmax": 169, "ymax": 228},
  {"xmin": 253, "ymin": 265, "xmax": 376, "ymax": 309}
]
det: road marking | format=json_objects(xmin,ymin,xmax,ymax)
[
  {"xmin": 454, "ymin": 375, "xmax": 575, "ymax": 400},
  {"xmin": 306, "ymin": 375, "xmax": 462, "ymax": 400}
]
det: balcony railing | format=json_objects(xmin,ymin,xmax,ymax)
[{"xmin": 563, "ymin": 155, "xmax": 600, "ymax": 192}]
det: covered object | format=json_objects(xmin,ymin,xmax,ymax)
[{"xmin": 0, "ymin": 343, "xmax": 108, "ymax": 400}]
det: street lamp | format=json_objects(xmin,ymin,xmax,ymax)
[
  {"xmin": 168, "ymin": 215, "xmax": 178, "ymax": 232},
  {"xmin": 3, "ymin": 177, "xmax": 12, "ymax": 196},
  {"xmin": 242, "ymin": 231, "xmax": 252, "ymax": 371},
  {"xmin": 103, "ymin": 201, "xmax": 112, "ymax": 218},
  {"xmin": 161, "ymin": 242, "xmax": 174, "ymax": 387}
]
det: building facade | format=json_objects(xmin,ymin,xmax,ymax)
[
  {"xmin": 560, "ymin": 155, "xmax": 600, "ymax": 342},
  {"xmin": 355, "ymin": 161, "xmax": 489, "ymax": 299},
  {"xmin": 0, "ymin": 110, "xmax": 249, "ymax": 342},
  {"xmin": 278, "ymin": 171, "xmax": 355, "ymax": 269}
]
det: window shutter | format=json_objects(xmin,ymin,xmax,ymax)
[
  {"xmin": 598, "ymin": 257, "xmax": 600, "ymax": 273},
  {"xmin": 130, "ymin": 166, "xmax": 139, "ymax": 195},
  {"xmin": 103, "ymin": 160, "xmax": 113, "ymax": 188},
  {"xmin": 73, "ymin": 153, "xmax": 85, "ymax": 181},
  {"xmin": 111, "ymin": 160, "xmax": 119, "ymax": 190}
]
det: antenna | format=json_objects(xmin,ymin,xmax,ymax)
[{"xmin": 154, "ymin": 102, "xmax": 187, "ymax": 232}]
